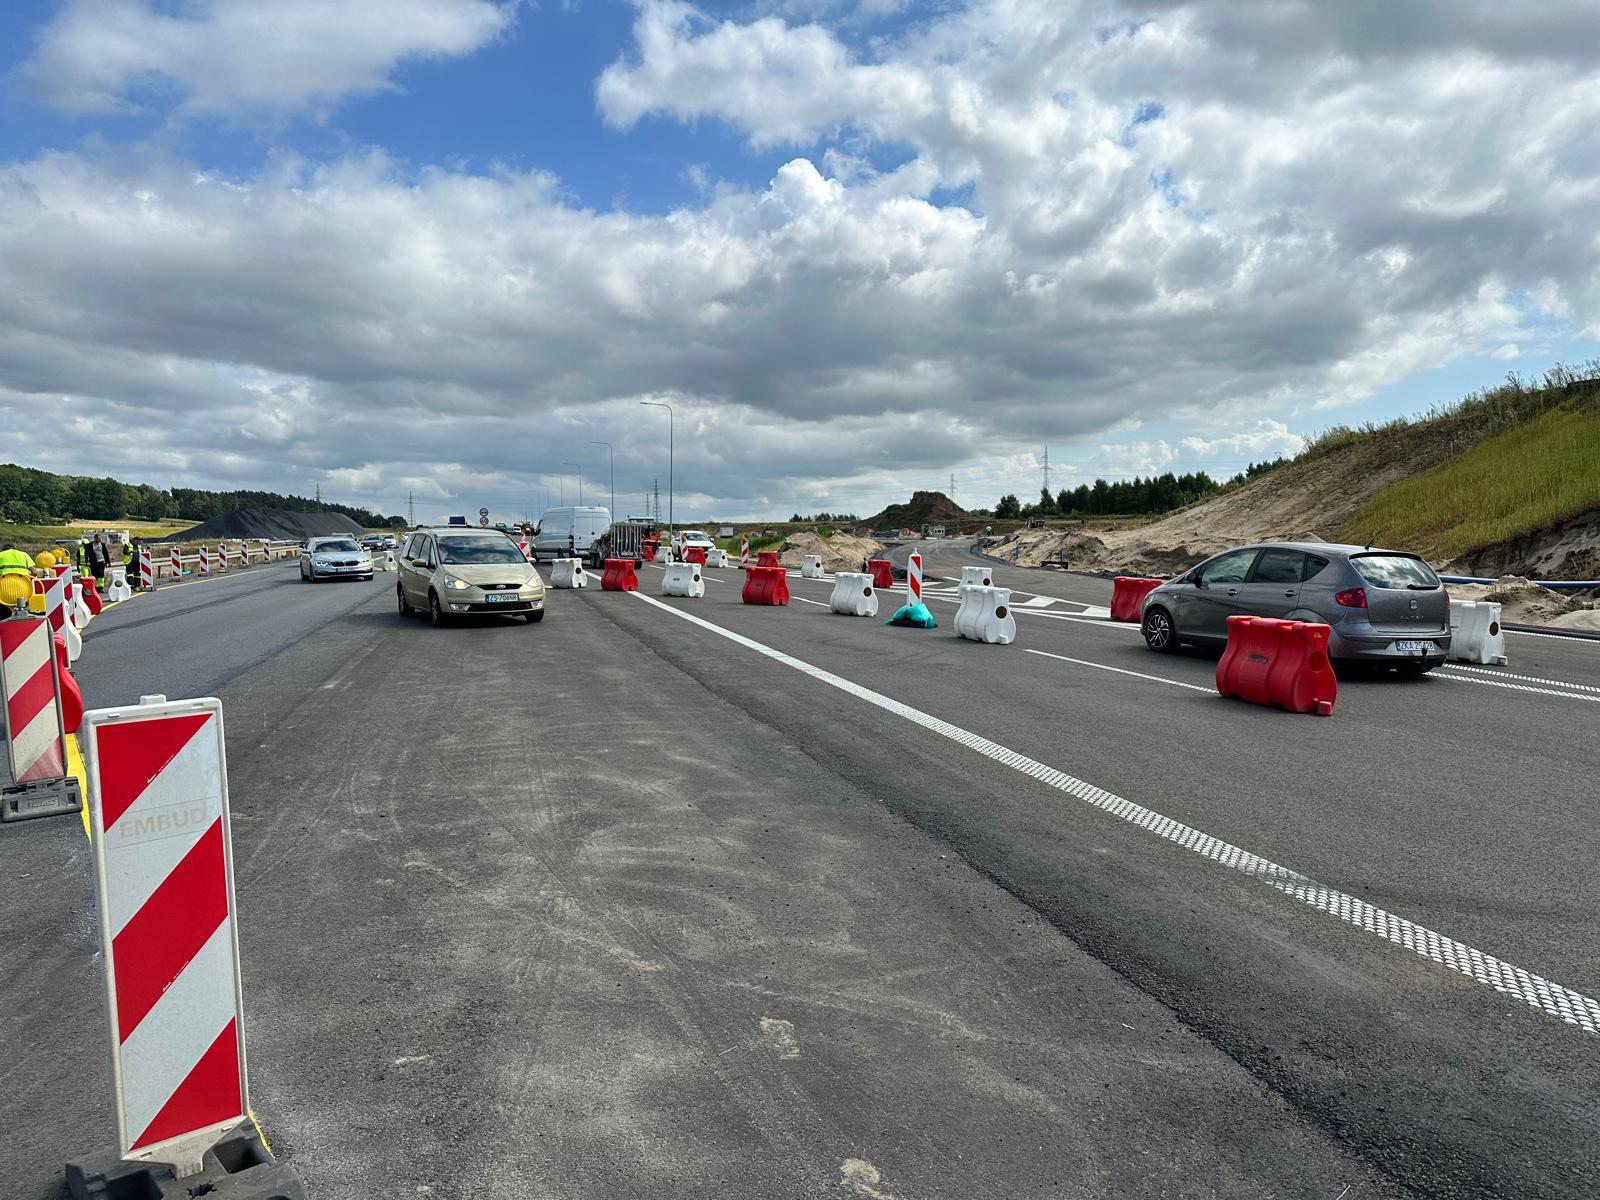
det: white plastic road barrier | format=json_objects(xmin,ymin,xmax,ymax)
[
  {"xmin": 908, "ymin": 552, "xmax": 922, "ymax": 603},
  {"xmin": 84, "ymin": 695, "xmax": 250, "ymax": 1176},
  {"xmin": 1450, "ymin": 599, "xmax": 1508, "ymax": 665},
  {"xmin": 960, "ymin": 565, "xmax": 993, "ymax": 588},
  {"xmin": 740, "ymin": 535, "xmax": 750, "ymax": 566},
  {"xmin": 139, "ymin": 548, "xmax": 154, "ymax": 590},
  {"xmin": 1, "ymin": 617, "xmax": 68, "ymax": 785},
  {"xmin": 69, "ymin": 577, "xmax": 93, "ymax": 629},
  {"xmin": 107, "ymin": 565, "xmax": 132, "ymax": 603},
  {"xmin": 658, "ymin": 542, "xmax": 674, "ymax": 564},
  {"xmin": 802, "ymin": 554, "xmax": 824, "ymax": 579},
  {"xmin": 954, "ymin": 584, "xmax": 1017, "ymax": 645},
  {"xmin": 828, "ymin": 572, "xmax": 879, "ymax": 617},
  {"xmin": 705, "ymin": 548, "xmax": 728, "ymax": 568},
  {"xmin": 660, "ymin": 561, "xmax": 705, "ymax": 598},
  {"xmin": 551, "ymin": 558, "xmax": 588, "ymax": 589},
  {"xmin": 379, "ymin": 550, "xmax": 396, "ymax": 573}
]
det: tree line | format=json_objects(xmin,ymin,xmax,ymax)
[
  {"xmin": 0, "ymin": 464, "xmax": 403, "ymax": 529},
  {"xmin": 991, "ymin": 460, "xmax": 1284, "ymax": 520}
]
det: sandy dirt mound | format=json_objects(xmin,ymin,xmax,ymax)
[
  {"xmin": 1445, "ymin": 576, "xmax": 1598, "ymax": 626},
  {"xmin": 777, "ymin": 531, "xmax": 883, "ymax": 572},
  {"xmin": 165, "ymin": 507, "xmax": 366, "ymax": 542}
]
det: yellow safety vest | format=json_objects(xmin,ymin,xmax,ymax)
[{"xmin": 0, "ymin": 547, "xmax": 35, "ymax": 576}]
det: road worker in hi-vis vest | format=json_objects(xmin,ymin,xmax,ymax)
[{"xmin": 0, "ymin": 540, "xmax": 36, "ymax": 615}]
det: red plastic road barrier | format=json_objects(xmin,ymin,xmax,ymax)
[
  {"xmin": 867, "ymin": 559, "xmax": 894, "ymax": 589},
  {"xmin": 51, "ymin": 631, "xmax": 84, "ymax": 733},
  {"xmin": 1110, "ymin": 576, "xmax": 1163, "ymax": 622},
  {"xmin": 86, "ymin": 697, "xmax": 249, "ymax": 1165},
  {"xmin": 756, "ymin": 550, "xmax": 780, "ymax": 569},
  {"xmin": 81, "ymin": 581, "xmax": 103, "ymax": 616},
  {"xmin": 600, "ymin": 558, "xmax": 639, "ymax": 591},
  {"xmin": 741, "ymin": 565, "xmax": 790, "ymax": 606},
  {"xmin": 641, "ymin": 543, "xmax": 656, "ymax": 562},
  {"xmin": 684, "ymin": 546, "xmax": 707, "ymax": 565},
  {"xmin": 1216, "ymin": 616, "xmax": 1337, "ymax": 717}
]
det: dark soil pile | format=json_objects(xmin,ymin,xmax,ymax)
[
  {"xmin": 159, "ymin": 508, "xmax": 366, "ymax": 542},
  {"xmin": 865, "ymin": 491, "xmax": 970, "ymax": 530}
]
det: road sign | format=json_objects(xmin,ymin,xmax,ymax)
[
  {"xmin": 478, "ymin": 507, "xmax": 489, "ymax": 518},
  {"xmin": 479, "ymin": 516, "xmax": 489, "ymax": 527},
  {"xmin": 85, "ymin": 696, "xmax": 249, "ymax": 1176}
]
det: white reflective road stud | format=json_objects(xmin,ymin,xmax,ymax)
[
  {"xmin": 0, "ymin": 618, "xmax": 67, "ymax": 783},
  {"xmin": 828, "ymin": 572, "xmax": 879, "ymax": 617},
  {"xmin": 86, "ymin": 697, "xmax": 249, "ymax": 1175},
  {"xmin": 626, "ymin": 590, "xmax": 1600, "ymax": 1036},
  {"xmin": 660, "ymin": 562, "xmax": 705, "ymax": 598}
]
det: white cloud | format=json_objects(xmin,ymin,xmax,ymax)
[{"xmin": 20, "ymin": 0, "xmax": 512, "ymax": 115}]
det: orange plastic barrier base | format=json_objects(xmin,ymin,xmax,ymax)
[
  {"xmin": 600, "ymin": 558, "xmax": 639, "ymax": 592},
  {"xmin": 867, "ymin": 559, "xmax": 894, "ymax": 589},
  {"xmin": 51, "ymin": 631, "xmax": 84, "ymax": 733},
  {"xmin": 756, "ymin": 550, "xmax": 780, "ymax": 569},
  {"xmin": 741, "ymin": 565, "xmax": 790, "ymax": 606},
  {"xmin": 1110, "ymin": 576, "xmax": 1163, "ymax": 622},
  {"xmin": 1216, "ymin": 616, "xmax": 1336, "ymax": 717},
  {"xmin": 81, "ymin": 582, "xmax": 103, "ymax": 615},
  {"xmin": 641, "ymin": 544, "xmax": 656, "ymax": 562},
  {"xmin": 684, "ymin": 546, "xmax": 707, "ymax": 565}
]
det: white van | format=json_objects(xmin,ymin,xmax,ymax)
[{"xmin": 532, "ymin": 506, "xmax": 612, "ymax": 564}]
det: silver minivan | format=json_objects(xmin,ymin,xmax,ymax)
[
  {"xmin": 1139, "ymin": 542, "xmax": 1451, "ymax": 672},
  {"xmin": 397, "ymin": 526, "xmax": 545, "ymax": 626}
]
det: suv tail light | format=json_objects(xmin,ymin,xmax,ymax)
[{"xmin": 1334, "ymin": 587, "xmax": 1367, "ymax": 608}]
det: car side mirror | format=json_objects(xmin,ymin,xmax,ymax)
[{"xmin": 1191, "ymin": 574, "xmax": 1205, "ymax": 588}]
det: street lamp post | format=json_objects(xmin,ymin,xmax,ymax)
[
  {"xmin": 590, "ymin": 440, "xmax": 614, "ymax": 519},
  {"xmin": 562, "ymin": 462, "xmax": 582, "ymax": 506},
  {"xmin": 639, "ymin": 401, "xmax": 674, "ymax": 534}
]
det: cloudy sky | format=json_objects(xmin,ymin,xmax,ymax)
[{"xmin": 2, "ymin": 0, "xmax": 1597, "ymax": 522}]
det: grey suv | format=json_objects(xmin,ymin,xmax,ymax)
[{"xmin": 1139, "ymin": 542, "xmax": 1451, "ymax": 672}]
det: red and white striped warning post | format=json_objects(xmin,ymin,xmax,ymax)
[
  {"xmin": 85, "ymin": 695, "xmax": 250, "ymax": 1176},
  {"xmin": 740, "ymin": 534, "xmax": 750, "ymax": 566},
  {"xmin": 139, "ymin": 546, "xmax": 154, "ymax": 590},
  {"xmin": 198, "ymin": 546, "xmax": 209, "ymax": 575},
  {"xmin": 0, "ymin": 617, "xmax": 80, "ymax": 821},
  {"xmin": 218, "ymin": 544, "xmax": 230, "ymax": 570},
  {"xmin": 170, "ymin": 547, "xmax": 182, "ymax": 578},
  {"xmin": 907, "ymin": 551, "xmax": 923, "ymax": 605}
]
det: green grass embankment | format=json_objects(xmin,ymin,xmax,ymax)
[{"xmin": 1340, "ymin": 406, "xmax": 1600, "ymax": 560}]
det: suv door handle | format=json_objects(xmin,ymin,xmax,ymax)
[{"xmin": 1225, "ymin": 588, "xmax": 1238, "ymax": 596}]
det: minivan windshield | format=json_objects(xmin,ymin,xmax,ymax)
[
  {"xmin": 1352, "ymin": 553, "xmax": 1439, "ymax": 590},
  {"xmin": 438, "ymin": 535, "xmax": 524, "ymax": 565}
]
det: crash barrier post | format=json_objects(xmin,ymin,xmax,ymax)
[
  {"xmin": 960, "ymin": 565, "xmax": 992, "ymax": 588},
  {"xmin": 828, "ymin": 573, "xmax": 879, "ymax": 617},
  {"xmin": 705, "ymin": 548, "xmax": 727, "ymax": 568},
  {"xmin": 1110, "ymin": 576, "xmax": 1163, "ymax": 622},
  {"xmin": 139, "ymin": 547, "xmax": 154, "ymax": 591},
  {"xmin": 740, "ymin": 535, "xmax": 750, "ymax": 566},
  {"xmin": 954, "ymin": 585, "xmax": 1017, "ymax": 644},
  {"xmin": 802, "ymin": 554, "xmax": 824, "ymax": 579},
  {"xmin": 756, "ymin": 550, "xmax": 780, "ymax": 569},
  {"xmin": 72, "ymin": 695, "xmax": 307, "ymax": 1196},
  {"xmin": 741, "ymin": 564, "xmax": 790, "ymax": 606},
  {"xmin": 1216, "ymin": 616, "xmax": 1336, "ymax": 717},
  {"xmin": 551, "ymin": 558, "xmax": 588, "ymax": 589},
  {"xmin": 0, "ymin": 617, "xmax": 83, "ymax": 823},
  {"xmin": 660, "ymin": 562, "xmax": 705, "ymax": 598},
  {"xmin": 908, "ymin": 552, "xmax": 922, "ymax": 603},
  {"xmin": 867, "ymin": 559, "xmax": 894, "ymax": 589},
  {"xmin": 107, "ymin": 566, "xmax": 132, "ymax": 603},
  {"xmin": 684, "ymin": 546, "xmax": 707, "ymax": 565},
  {"xmin": 198, "ymin": 546, "xmax": 210, "ymax": 576},
  {"xmin": 1449, "ymin": 600, "xmax": 1507, "ymax": 666},
  {"xmin": 600, "ymin": 558, "xmax": 639, "ymax": 592}
]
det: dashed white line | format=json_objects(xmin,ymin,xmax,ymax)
[
  {"xmin": 1439, "ymin": 664, "xmax": 1600, "ymax": 695},
  {"xmin": 1429, "ymin": 672, "xmax": 1600, "ymax": 704},
  {"xmin": 1023, "ymin": 648, "xmax": 1215, "ymax": 693},
  {"xmin": 627, "ymin": 588, "xmax": 1600, "ymax": 1035}
]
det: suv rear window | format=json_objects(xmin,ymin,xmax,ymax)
[{"xmin": 1352, "ymin": 553, "xmax": 1439, "ymax": 590}]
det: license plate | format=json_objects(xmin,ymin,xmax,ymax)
[
  {"xmin": 484, "ymin": 593, "xmax": 520, "ymax": 604},
  {"xmin": 1394, "ymin": 640, "xmax": 1436, "ymax": 653}
]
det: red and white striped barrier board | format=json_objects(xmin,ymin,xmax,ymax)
[
  {"xmin": 170, "ymin": 547, "xmax": 182, "ymax": 577},
  {"xmin": 198, "ymin": 546, "xmax": 209, "ymax": 575},
  {"xmin": 740, "ymin": 535, "xmax": 750, "ymax": 566},
  {"xmin": 908, "ymin": 551, "xmax": 922, "ymax": 604},
  {"xmin": 43, "ymin": 570, "xmax": 67, "ymax": 632},
  {"xmin": 1, "ymin": 618, "xmax": 68, "ymax": 784},
  {"xmin": 86, "ymin": 696, "xmax": 249, "ymax": 1173},
  {"xmin": 219, "ymin": 545, "xmax": 230, "ymax": 570},
  {"xmin": 518, "ymin": 540, "xmax": 530, "ymax": 559},
  {"xmin": 140, "ymin": 548, "xmax": 154, "ymax": 590}
]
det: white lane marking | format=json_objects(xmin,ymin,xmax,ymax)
[
  {"xmin": 1440, "ymin": 663, "xmax": 1600, "ymax": 695},
  {"xmin": 920, "ymin": 592, "xmax": 1123, "ymax": 627},
  {"xmin": 1506, "ymin": 627, "xmax": 1600, "ymax": 644},
  {"xmin": 1429, "ymin": 672, "xmax": 1600, "ymax": 704},
  {"xmin": 1023, "ymin": 648, "xmax": 1215, "ymax": 693},
  {"xmin": 627, "ymin": 589, "xmax": 1600, "ymax": 1035},
  {"xmin": 793, "ymin": 596, "xmax": 830, "ymax": 608},
  {"xmin": 1018, "ymin": 595, "xmax": 1058, "ymax": 608}
]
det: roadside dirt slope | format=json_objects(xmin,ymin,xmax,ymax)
[{"xmin": 778, "ymin": 531, "xmax": 884, "ymax": 572}]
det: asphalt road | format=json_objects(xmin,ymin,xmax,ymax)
[{"xmin": 3, "ymin": 546, "xmax": 1597, "ymax": 1199}]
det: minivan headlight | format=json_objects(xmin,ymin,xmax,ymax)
[{"xmin": 445, "ymin": 575, "xmax": 472, "ymax": 590}]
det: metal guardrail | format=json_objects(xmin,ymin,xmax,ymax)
[{"xmin": 140, "ymin": 541, "xmax": 303, "ymax": 581}]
